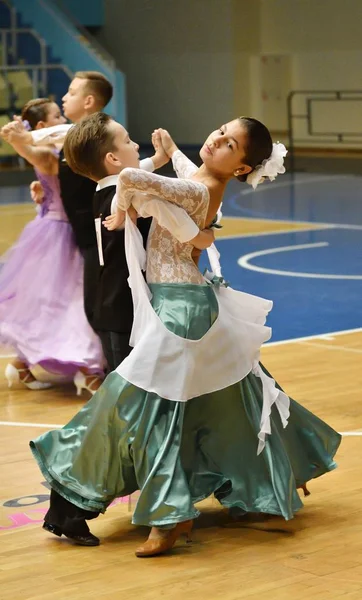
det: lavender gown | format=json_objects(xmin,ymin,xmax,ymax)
[{"xmin": 0, "ymin": 167, "xmax": 104, "ymax": 377}]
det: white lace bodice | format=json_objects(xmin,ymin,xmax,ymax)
[{"xmin": 116, "ymin": 151, "xmax": 209, "ymax": 283}]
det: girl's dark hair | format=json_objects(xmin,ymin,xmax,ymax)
[
  {"xmin": 21, "ymin": 98, "xmax": 53, "ymax": 129},
  {"xmin": 237, "ymin": 117, "xmax": 273, "ymax": 182}
]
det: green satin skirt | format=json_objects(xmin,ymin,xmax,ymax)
[{"xmin": 30, "ymin": 283, "xmax": 341, "ymax": 526}]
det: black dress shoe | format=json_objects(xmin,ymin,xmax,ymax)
[
  {"xmin": 43, "ymin": 521, "xmax": 100, "ymax": 546},
  {"xmin": 43, "ymin": 521, "xmax": 62, "ymax": 537},
  {"xmin": 62, "ymin": 530, "xmax": 100, "ymax": 546}
]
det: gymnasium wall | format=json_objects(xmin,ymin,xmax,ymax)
[
  {"xmin": 96, "ymin": 0, "xmax": 260, "ymax": 144},
  {"xmin": 260, "ymin": 0, "xmax": 362, "ymax": 146},
  {"xmin": 97, "ymin": 0, "xmax": 362, "ymax": 146}
]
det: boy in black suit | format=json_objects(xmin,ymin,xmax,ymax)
[
  {"xmin": 63, "ymin": 112, "xmax": 214, "ymax": 373},
  {"xmin": 39, "ymin": 114, "xmax": 214, "ymax": 546}
]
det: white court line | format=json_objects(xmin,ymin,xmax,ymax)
[
  {"xmin": 239, "ymin": 242, "xmax": 362, "ymax": 280},
  {"xmin": 265, "ymin": 327, "xmax": 362, "ymax": 347},
  {"xmin": 300, "ymin": 341, "xmax": 362, "ymax": 354},
  {"xmin": 2, "ymin": 330, "xmax": 361, "ymax": 363},
  {"xmin": 0, "ymin": 421, "xmax": 62, "ymax": 428},
  {"xmin": 327, "ymin": 223, "xmax": 362, "ymax": 231},
  {"xmin": 2, "ymin": 330, "xmax": 361, "ymax": 367}
]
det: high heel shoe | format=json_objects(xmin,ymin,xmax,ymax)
[
  {"xmin": 298, "ymin": 483, "xmax": 311, "ymax": 497},
  {"xmin": 135, "ymin": 520, "xmax": 193, "ymax": 558},
  {"xmin": 5, "ymin": 363, "xmax": 52, "ymax": 390},
  {"xmin": 74, "ymin": 371, "xmax": 101, "ymax": 397}
]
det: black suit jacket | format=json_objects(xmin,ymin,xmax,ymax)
[
  {"xmin": 58, "ymin": 153, "xmax": 97, "ymax": 250},
  {"xmin": 86, "ymin": 185, "xmax": 151, "ymax": 333}
]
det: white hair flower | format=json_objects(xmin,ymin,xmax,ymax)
[{"xmin": 246, "ymin": 142, "xmax": 287, "ymax": 190}]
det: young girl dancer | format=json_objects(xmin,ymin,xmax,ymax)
[
  {"xmin": 30, "ymin": 116, "xmax": 341, "ymax": 556},
  {"xmin": 0, "ymin": 99, "xmax": 104, "ymax": 391}
]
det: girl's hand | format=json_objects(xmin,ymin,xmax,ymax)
[
  {"xmin": 1, "ymin": 116, "xmax": 32, "ymax": 145},
  {"xmin": 151, "ymin": 129, "xmax": 169, "ymax": 169},
  {"xmin": 30, "ymin": 181, "xmax": 44, "ymax": 204},
  {"xmin": 156, "ymin": 128, "xmax": 179, "ymax": 158}
]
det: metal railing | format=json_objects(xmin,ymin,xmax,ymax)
[
  {"xmin": 0, "ymin": 0, "xmax": 125, "ymax": 124},
  {"xmin": 0, "ymin": 0, "xmax": 17, "ymax": 63},
  {"xmin": 0, "ymin": 63, "xmax": 73, "ymax": 105},
  {"xmin": 40, "ymin": 0, "xmax": 115, "ymax": 72},
  {"xmin": 0, "ymin": 28, "xmax": 47, "ymax": 89},
  {"xmin": 287, "ymin": 90, "xmax": 362, "ymax": 172}
]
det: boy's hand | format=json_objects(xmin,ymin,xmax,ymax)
[
  {"xmin": 103, "ymin": 207, "xmax": 138, "ymax": 231},
  {"xmin": 30, "ymin": 180, "xmax": 44, "ymax": 204},
  {"xmin": 103, "ymin": 209, "xmax": 126, "ymax": 231},
  {"xmin": 191, "ymin": 228, "xmax": 215, "ymax": 250},
  {"xmin": 156, "ymin": 128, "xmax": 178, "ymax": 158},
  {"xmin": 151, "ymin": 130, "xmax": 169, "ymax": 169}
]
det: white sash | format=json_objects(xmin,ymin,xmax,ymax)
[{"xmin": 116, "ymin": 214, "xmax": 290, "ymax": 453}]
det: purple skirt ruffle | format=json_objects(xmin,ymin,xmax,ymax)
[{"xmin": 0, "ymin": 215, "xmax": 104, "ymax": 376}]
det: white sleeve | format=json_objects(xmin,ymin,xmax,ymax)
[
  {"xmin": 116, "ymin": 168, "xmax": 207, "ymax": 217},
  {"xmin": 31, "ymin": 124, "xmax": 73, "ymax": 147},
  {"xmin": 139, "ymin": 157, "xmax": 155, "ymax": 172},
  {"xmin": 172, "ymin": 150, "xmax": 199, "ymax": 179},
  {"xmin": 110, "ymin": 158, "xmax": 156, "ymax": 214}
]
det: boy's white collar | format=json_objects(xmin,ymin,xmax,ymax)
[{"xmin": 96, "ymin": 174, "xmax": 118, "ymax": 191}]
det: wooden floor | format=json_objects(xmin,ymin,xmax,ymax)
[
  {"xmin": 1, "ymin": 331, "xmax": 361, "ymax": 600},
  {"xmin": 1, "ymin": 202, "xmax": 362, "ymax": 599},
  {"xmin": 0, "ymin": 204, "xmax": 35, "ymax": 255}
]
